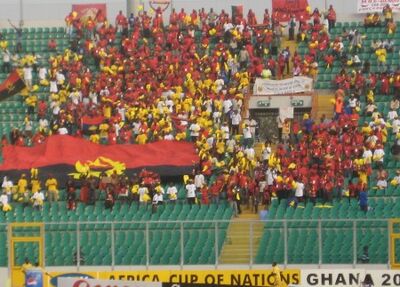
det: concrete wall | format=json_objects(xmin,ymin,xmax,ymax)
[{"xmin": 0, "ymin": 0, "xmax": 367, "ymax": 28}]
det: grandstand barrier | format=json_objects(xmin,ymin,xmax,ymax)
[{"xmin": 3, "ymin": 218, "xmax": 394, "ymax": 270}]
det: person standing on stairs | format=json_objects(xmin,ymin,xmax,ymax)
[
  {"xmin": 288, "ymin": 15, "xmax": 296, "ymax": 41},
  {"xmin": 282, "ymin": 47, "xmax": 291, "ymax": 76},
  {"xmin": 327, "ymin": 5, "xmax": 337, "ymax": 32}
]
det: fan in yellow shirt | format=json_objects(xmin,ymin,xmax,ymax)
[{"xmin": 45, "ymin": 175, "xmax": 59, "ymax": 201}]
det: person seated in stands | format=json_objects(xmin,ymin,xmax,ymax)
[
  {"xmin": 104, "ymin": 188, "xmax": 115, "ymax": 209},
  {"xmin": 364, "ymin": 100, "xmax": 377, "ymax": 116},
  {"xmin": 390, "ymin": 170, "xmax": 400, "ymax": 186},
  {"xmin": 383, "ymin": 39, "xmax": 395, "ymax": 53},
  {"xmin": 387, "ymin": 19, "xmax": 396, "ymax": 35},
  {"xmin": 31, "ymin": 189, "xmax": 44, "ymax": 210},
  {"xmin": 383, "ymin": 4, "xmax": 393, "ymax": 25},
  {"xmin": 47, "ymin": 38, "xmax": 57, "ymax": 51},
  {"xmin": 331, "ymin": 37, "xmax": 344, "ymax": 57},
  {"xmin": 0, "ymin": 190, "xmax": 12, "ymax": 213},
  {"xmin": 370, "ymin": 39, "xmax": 382, "ymax": 52},
  {"xmin": 372, "ymin": 12, "xmax": 381, "ymax": 26},
  {"xmin": 350, "ymin": 30, "xmax": 363, "ymax": 53},
  {"xmin": 376, "ymin": 166, "xmax": 388, "ymax": 191},
  {"xmin": 364, "ymin": 13, "xmax": 374, "ymax": 28}
]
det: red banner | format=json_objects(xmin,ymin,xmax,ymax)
[
  {"xmin": 0, "ymin": 135, "xmax": 198, "ymax": 171},
  {"xmin": 72, "ymin": 3, "xmax": 107, "ymax": 21},
  {"xmin": 272, "ymin": 0, "xmax": 309, "ymax": 22}
]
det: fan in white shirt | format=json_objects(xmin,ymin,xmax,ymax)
[
  {"xmin": 362, "ymin": 148, "xmax": 373, "ymax": 164},
  {"xmin": 194, "ymin": 173, "xmax": 205, "ymax": 189},
  {"xmin": 167, "ymin": 184, "xmax": 178, "ymax": 202},
  {"xmin": 388, "ymin": 109, "xmax": 398, "ymax": 121},
  {"xmin": 392, "ymin": 117, "xmax": 400, "ymax": 134},
  {"xmin": 295, "ymin": 181, "xmax": 305, "ymax": 199},
  {"xmin": 221, "ymin": 123, "xmax": 230, "ymax": 140}
]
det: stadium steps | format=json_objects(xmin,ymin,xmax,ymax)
[
  {"xmin": 280, "ymin": 39, "xmax": 297, "ymax": 78},
  {"xmin": 218, "ymin": 208, "xmax": 263, "ymax": 264},
  {"xmin": 312, "ymin": 93, "xmax": 335, "ymax": 121}
]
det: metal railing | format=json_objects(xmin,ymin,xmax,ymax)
[{"xmin": 1, "ymin": 218, "xmax": 392, "ymax": 269}]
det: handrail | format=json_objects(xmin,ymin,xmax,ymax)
[{"xmin": 0, "ymin": 218, "xmax": 391, "ymax": 225}]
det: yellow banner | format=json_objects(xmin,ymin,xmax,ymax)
[{"xmin": 48, "ymin": 269, "xmax": 301, "ymax": 287}]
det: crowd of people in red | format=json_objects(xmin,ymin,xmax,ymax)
[{"xmin": 1, "ymin": 4, "xmax": 399, "ymax": 215}]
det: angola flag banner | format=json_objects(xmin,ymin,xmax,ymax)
[
  {"xmin": 0, "ymin": 70, "xmax": 26, "ymax": 101},
  {"xmin": 0, "ymin": 135, "xmax": 199, "ymax": 180}
]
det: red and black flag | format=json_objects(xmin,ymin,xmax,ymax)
[
  {"xmin": 0, "ymin": 70, "xmax": 26, "ymax": 101},
  {"xmin": 81, "ymin": 115, "xmax": 105, "ymax": 134},
  {"xmin": 0, "ymin": 135, "xmax": 199, "ymax": 181}
]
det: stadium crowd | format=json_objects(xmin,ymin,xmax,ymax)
[{"xmin": 0, "ymin": 3, "xmax": 400, "ymax": 215}]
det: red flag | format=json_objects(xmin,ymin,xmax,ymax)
[
  {"xmin": 72, "ymin": 3, "xmax": 107, "ymax": 21},
  {"xmin": 272, "ymin": 0, "xmax": 309, "ymax": 22},
  {"xmin": 0, "ymin": 135, "xmax": 198, "ymax": 175}
]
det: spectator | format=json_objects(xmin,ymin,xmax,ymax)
[
  {"xmin": 166, "ymin": 182, "xmax": 177, "ymax": 203},
  {"xmin": 31, "ymin": 189, "xmax": 44, "ymax": 210},
  {"xmin": 23, "ymin": 64, "xmax": 33, "ymax": 89},
  {"xmin": 0, "ymin": 190, "xmax": 11, "ymax": 212},
  {"xmin": 47, "ymin": 38, "xmax": 57, "ymax": 51},
  {"xmin": 359, "ymin": 190, "xmax": 370, "ymax": 212},
  {"xmin": 327, "ymin": 5, "xmax": 336, "ymax": 32},
  {"xmin": 2, "ymin": 48, "xmax": 11, "ymax": 73},
  {"xmin": 185, "ymin": 179, "xmax": 196, "ymax": 205},
  {"xmin": 382, "ymin": 4, "xmax": 393, "ymax": 25},
  {"xmin": 45, "ymin": 174, "xmax": 59, "ymax": 202},
  {"xmin": 359, "ymin": 246, "xmax": 370, "ymax": 263},
  {"xmin": 73, "ymin": 249, "xmax": 85, "ymax": 265}
]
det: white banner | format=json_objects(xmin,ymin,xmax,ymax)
[
  {"xmin": 357, "ymin": 0, "xmax": 400, "ymax": 13},
  {"xmin": 297, "ymin": 269, "xmax": 400, "ymax": 287},
  {"xmin": 58, "ymin": 277, "xmax": 162, "ymax": 287},
  {"xmin": 253, "ymin": 76, "xmax": 313, "ymax": 96}
]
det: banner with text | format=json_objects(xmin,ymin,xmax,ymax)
[
  {"xmin": 58, "ymin": 277, "xmax": 161, "ymax": 287},
  {"xmin": 357, "ymin": 0, "xmax": 400, "ymax": 13},
  {"xmin": 49, "ymin": 270, "xmax": 301, "ymax": 287},
  {"xmin": 299, "ymin": 269, "xmax": 400, "ymax": 287},
  {"xmin": 253, "ymin": 76, "xmax": 313, "ymax": 95}
]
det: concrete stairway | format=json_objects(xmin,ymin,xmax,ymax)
[
  {"xmin": 312, "ymin": 93, "xmax": 335, "ymax": 121},
  {"xmin": 218, "ymin": 207, "xmax": 264, "ymax": 264},
  {"xmin": 280, "ymin": 38, "xmax": 297, "ymax": 78}
]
